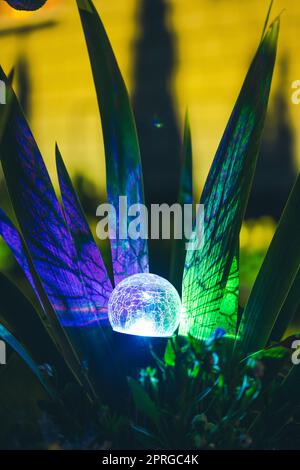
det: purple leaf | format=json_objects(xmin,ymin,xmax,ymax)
[
  {"xmin": 56, "ymin": 145, "xmax": 112, "ymax": 323},
  {"xmin": 0, "ymin": 208, "xmax": 41, "ymax": 301}
]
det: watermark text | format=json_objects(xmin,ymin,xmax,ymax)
[
  {"xmin": 0, "ymin": 340, "xmax": 6, "ymax": 365},
  {"xmin": 0, "ymin": 80, "xmax": 5, "ymax": 105},
  {"xmin": 96, "ymin": 197, "xmax": 204, "ymax": 251}
]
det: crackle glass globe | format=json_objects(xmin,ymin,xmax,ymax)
[{"xmin": 108, "ymin": 273, "xmax": 182, "ymax": 337}]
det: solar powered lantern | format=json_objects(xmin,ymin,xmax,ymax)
[{"xmin": 108, "ymin": 273, "xmax": 182, "ymax": 338}]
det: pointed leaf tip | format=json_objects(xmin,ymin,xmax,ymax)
[
  {"xmin": 265, "ymin": 16, "xmax": 280, "ymax": 47},
  {"xmin": 181, "ymin": 7, "xmax": 280, "ymax": 340},
  {"xmin": 77, "ymin": 0, "xmax": 93, "ymax": 13},
  {"xmin": 77, "ymin": 0, "xmax": 149, "ymax": 283}
]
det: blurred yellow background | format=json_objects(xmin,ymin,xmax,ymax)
[{"xmin": 0, "ymin": 0, "xmax": 299, "ymax": 202}]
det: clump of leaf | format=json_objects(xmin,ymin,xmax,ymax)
[
  {"xmin": 128, "ymin": 333, "xmax": 300, "ymax": 449},
  {"xmin": 0, "ymin": 0, "xmax": 299, "ymax": 451}
]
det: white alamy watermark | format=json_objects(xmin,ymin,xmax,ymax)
[
  {"xmin": 96, "ymin": 197, "xmax": 204, "ymax": 251},
  {"xmin": 0, "ymin": 80, "xmax": 6, "ymax": 105},
  {"xmin": 0, "ymin": 340, "xmax": 6, "ymax": 365},
  {"xmin": 291, "ymin": 80, "xmax": 300, "ymax": 105},
  {"xmin": 291, "ymin": 340, "xmax": 300, "ymax": 365}
]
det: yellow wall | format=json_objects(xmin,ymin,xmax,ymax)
[{"xmin": 0, "ymin": 0, "xmax": 299, "ymax": 201}]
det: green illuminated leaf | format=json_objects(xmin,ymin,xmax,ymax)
[
  {"xmin": 164, "ymin": 340, "xmax": 176, "ymax": 367},
  {"xmin": 247, "ymin": 346, "xmax": 289, "ymax": 361},
  {"xmin": 128, "ymin": 377, "xmax": 160, "ymax": 426},
  {"xmin": 180, "ymin": 19, "xmax": 279, "ymax": 340},
  {"xmin": 219, "ymin": 253, "xmax": 239, "ymax": 330}
]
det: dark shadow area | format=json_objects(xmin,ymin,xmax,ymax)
[
  {"xmin": 0, "ymin": 19, "xmax": 57, "ymax": 38},
  {"xmin": 132, "ymin": 0, "xmax": 181, "ymax": 207},
  {"xmin": 132, "ymin": 0, "xmax": 182, "ymax": 277},
  {"xmin": 16, "ymin": 55, "xmax": 31, "ymax": 118}
]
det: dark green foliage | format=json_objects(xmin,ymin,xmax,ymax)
[
  {"xmin": 131, "ymin": 334, "xmax": 300, "ymax": 449},
  {"xmin": 170, "ymin": 112, "xmax": 193, "ymax": 294},
  {"xmin": 237, "ymin": 175, "xmax": 300, "ymax": 355},
  {"xmin": 4, "ymin": 335, "xmax": 296, "ymax": 450}
]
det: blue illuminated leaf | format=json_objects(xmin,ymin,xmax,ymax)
[
  {"xmin": 0, "ymin": 70, "xmax": 108, "ymax": 397},
  {"xmin": 56, "ymin": 145, "xmax": 112, "ymax": 323},
  {"xmin": 0, "ymin": 75, "xmax": 93, "ymax": 328},
  {"xmin": 0, "ymin": 208, "xmax": 41, "ymax": 301},
  {"xmin": 128, "ymin": 377, "xmax": 160, "ymax": 426},
  {"xmin": 77, "ymin": 0, "xmax": 149, "ymax": 284}
]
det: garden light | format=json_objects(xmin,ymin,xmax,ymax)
[{"xmin": 108, "ymin": 273, "xmax": 182, "ymax": 337}]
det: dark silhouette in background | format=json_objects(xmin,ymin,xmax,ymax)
[
  {"xmin": 246, "ymin": 56, "xmax": 297, "ymax": 221},
  {"xmin": 132, "ymin": 0, "xmax": 181, "ymax": 207},
  {"xmin": 132, "ymin": 0, "xmax": 182, "ymax": 277},
  {"xmin": 0, "ymin": 10, "xmax": 57, "ymax": 119},
  {"xmin": 17, "ymin": 55, "xmax": 31, "ymax": 118}
]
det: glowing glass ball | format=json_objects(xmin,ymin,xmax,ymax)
[{"xmin": 108, "ymin": 273, "xmax": 182, "ymax": 337}]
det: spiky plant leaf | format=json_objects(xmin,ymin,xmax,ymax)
[
  {"xmin": 260, "ymin": 0, "xmax": 274, "ymax": 41},
  {"xmin": 170, "ymin": 112, "xmax": 193, "ymax": 294},
  {"xmin": 268, "ymin": 269, "xmax": 300, "ymax": 343},
  {"xmin": 0, "ymin": 323, "xmax": 58, "ymax": 400},
  {"xmin": 178, "ymin": 113, "xmax": 193, "ymax": 208},
  {"xmin": 180, "ymin": 19, "xmax": 279, "ymax": 340},
  {"xmin": 0, "ymin": 208, "xmax": 44, "ymax": 302},
  {"xmin": 77, "ymin": 0, "xmax": 149, "ymax": 284},
  {"xmin": 219, "ymin": 252, "xmax": 239, "ymax": 335},
  {"xmin": 237, "ymin": 175, "xmax": 300, "ymax": 355},
  {"xmin": 0, "ymin": 73, "xmax": 87, "ymax": 326},
  {"xmin": 56, "ymin": 145, "xmax": 112, "ymax": 322},
  {"xmin": 128, "ymin": 377, "xmax": 160, "ymax": 426},
  {"xmin": 0, "ymin": 272, "xmax": 61, "ymax": 368},
  {"xmin": 56, "ymin": 146, "xmax": 126, "ymax": 403},
  {"xmin": 0, "ymin": 209, "xmax": 97, "ymax": 399},
  {"xmin": 0, "ymin": 71, "xmax": 102, "ymax": 400}
]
